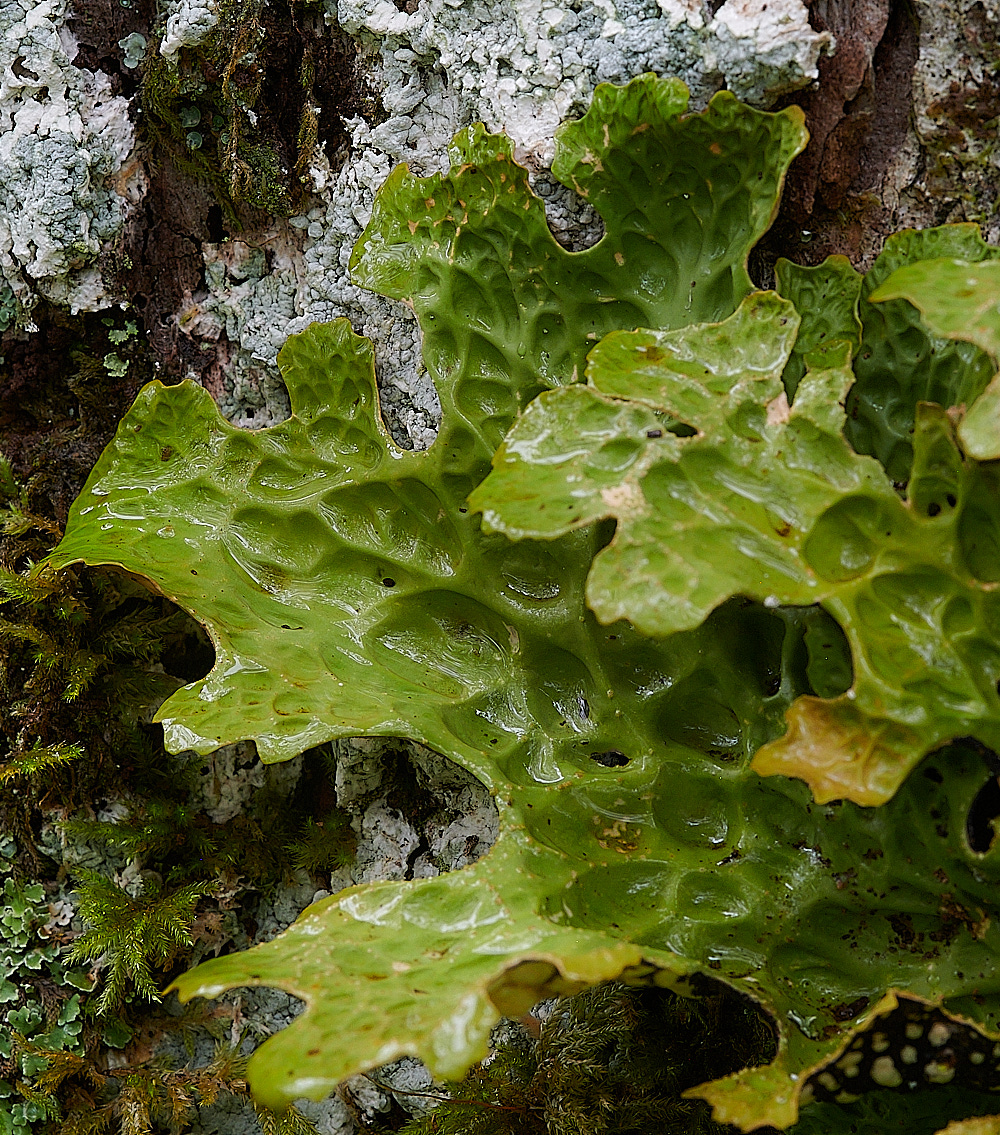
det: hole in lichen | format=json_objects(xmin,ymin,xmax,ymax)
[
  {"xmin": 591, "ymin": 750, "xmax": 629, "ymax": 767},
  {"xmin": 966, "ymin": 776, "xmax": 1000, "ymax": 853},
  {"xmin": 532, "ymin": 171, "xmax": 606, "ymax": 253},
  {"xmin": 807, "ymin": 995, "xmax": 1000, "ymax": 1100}
]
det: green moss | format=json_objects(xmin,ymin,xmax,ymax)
[
  {"xmin": 0, "ymin": 547, "xmax": 194, "ymax": 868},
  {"xmin": 14, "ymin": 1032, "xmax": 320, "ymax": 1134},
  {"xmin": 141, "ymin": 43, "xmax": 243, "ymax": 224},
  {"xmin": 0, "ymin": 455, "xmax": 342, "ymax": 1130},
  {"xmin": 287, "ymin": 813, "xmax": 355, "ymax": 875},
  {"xmin": 68, "ymin": 873, "xmax": 210, "ymax": 1014},
  {"xmin": 381, "ymin": 982, "xmax": 774, "ymax": 1135},
  {"xmin": 138, "ymin": 0, "xmax": 341, "ymax": 223}
]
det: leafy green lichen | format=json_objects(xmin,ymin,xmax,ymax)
[
  {"xmin": 471, "ymin": 288, "xmax": 1000, "ymax": 807},
  {"xmin": 867, "ymin": 254, "xmax": 1000, "ymax": 462},
  {"xmin": 42, "ymin": 74, "xmax": 1000, "ymax": 1133},
  {"xmin": 793, "ymin": 226, "xmax": 1000, "ymax": 482}
]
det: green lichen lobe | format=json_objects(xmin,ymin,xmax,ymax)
[{"xmin": 43, "ymin": 76, "xmax": 1000, "ymax": 1133}]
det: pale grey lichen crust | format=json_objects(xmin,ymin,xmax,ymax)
[
  {"xmin": 0, "ymin": 0, "xmax": 136, "ymax": 322},
  {"xmin": 159, "ymin": 0, "xmax": 220, "ymax": 58}
]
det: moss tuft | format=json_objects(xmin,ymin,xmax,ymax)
[
  {"xmin": 376, "ymin": 982, "xmax": 775, "ymax": 1135},
  {"xmin": 138, "ymin": 0, "xmax": 387, "ymax": 225}
]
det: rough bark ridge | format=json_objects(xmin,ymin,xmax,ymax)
[{"xmin": 761, "ymin": 0, "xmax": 1000, "ymax": 274}]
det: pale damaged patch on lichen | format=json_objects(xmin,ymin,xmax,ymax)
[
  {"xmin": 936, "ymin": 1115, "xmax": 1000, "ymax": 1134},
  {"xmin": 600, "ymin": 481, "xmax": 645, "ymax": 513},
  {"xmin": 766, "ymin": 391, "xmax": 791, "ymax": 425}
]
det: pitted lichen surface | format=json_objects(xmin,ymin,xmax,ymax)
[
  {"xmin": 472, "ymin": 292, "xmax": 1000, "ymax": 806},
  {"xmin": 868, "ymin": 255, "xmax": 1000, "ymax": 462},
  {"xmin": 47, "ymin": 78, "xmax": 1000, "ymax": 1129},
  {"xmin": 788, "ymin": 225, "xmax": 1000, "ymax": 483},
  {"xmin": 351, "ymin": 75, "xmax": 806, "ymax": 493},
  {"xmin": 47, "ymin": 319, "xmax": 1000, "ymax": 1127}
]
